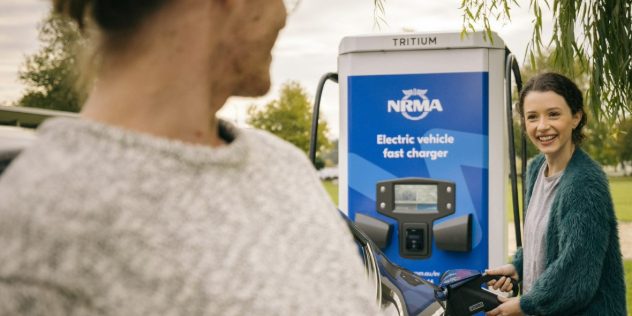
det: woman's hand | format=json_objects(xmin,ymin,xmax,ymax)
[
  {"xmin": 486, "ymin": 296, "xmax": 524, "ymax": 316},
  {"xmin": 485, "ymin": 264, "xmax": 519, "ymax": 293}
]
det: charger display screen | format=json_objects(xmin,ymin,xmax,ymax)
[{"xmin": 394, "ymin": 184, "xmax": 438, "ymax": 211}]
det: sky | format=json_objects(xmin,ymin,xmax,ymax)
[{"xmin": 0, "ymin": 0, "xmax": 553, "ymax": 138}]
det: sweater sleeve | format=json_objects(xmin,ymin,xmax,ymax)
[
  {"xmin": 510, "ymin": 247, "xmax": 524, "ymax": 281},
  {"xmin": 519, "ymin": 173, "xmax": 612, "ymax": 316}
]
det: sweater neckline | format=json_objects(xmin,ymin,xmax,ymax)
[
  {"xmin": 37, "ymin": 117, "xmax": 249, "ymax": 167},
  {"xmin": 527, "ymin": 148, "xmax": 588, "ymax": 202},
  {"xmin": 539, "ymin": 163, "xmax": 564, "ymax": 183}
]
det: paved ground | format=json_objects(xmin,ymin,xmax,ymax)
[
  {"xmin": 619, "ymin": 222, "xmax": 632, "ymax": 260},
  {"xmin": 508, "ymin": 222, "xmax": 632, "ymax": 260}
]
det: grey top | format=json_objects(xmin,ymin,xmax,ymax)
[
  {"xmin": 0, "ymin": 118, "xmax": 383, "ymax": 316},
  {"xmin": 522, "ymin": 162, "xmax": 564, "ymax": 295}
]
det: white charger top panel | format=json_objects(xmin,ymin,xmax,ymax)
[{"xmin": 339, "ymin": 31, "xmax": 505, "ymax": 55}]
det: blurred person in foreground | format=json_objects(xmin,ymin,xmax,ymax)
[
  {"xmin": 0, "ymin": 0, "xmax": 384, "ymax": 315},
  {"xmin": 484, "ymin": 73, "xmax": 627, "ymax": 316}
]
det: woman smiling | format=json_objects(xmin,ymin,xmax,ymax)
[{"xmin": 485, "ymin": 73, "xmax": 627, "ymax": 316}]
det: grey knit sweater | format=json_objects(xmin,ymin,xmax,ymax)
[{"xmin": 0, "ymin": 118, "xmax": 383, "ymax": 316}]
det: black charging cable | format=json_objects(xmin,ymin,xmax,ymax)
[
  {"xmin": 309, "ymin": 72, "xmax": 338, "ymax": 167},
  {"xmin": 505, "ymin": 49, "xmax": 524, "ymax": 296},
  {"xmin": 505, "ymin": 50, "xmax": 524, "ymax": 249}
]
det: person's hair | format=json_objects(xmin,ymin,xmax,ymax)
[
  {"xmin": 516, "ymin": 72, "xmax": 587, "ymax": 146},
  {"xmin": 53, "ymin": 0, "xmax": 170, "ymax": 33},
  {"xmin": 52, "ymin": 0, "xmax": 172, "ymax": 96}
]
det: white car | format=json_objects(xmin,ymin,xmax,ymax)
[{"xmin": 1, "ymin": 105, "xmax": 76, "ymax": 174}]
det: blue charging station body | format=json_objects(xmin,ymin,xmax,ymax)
[{"xmin": 338, "ymin": 32, "xmax": 508, "ymax": 284}]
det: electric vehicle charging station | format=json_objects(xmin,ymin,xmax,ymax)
[{"xmin": 335, "ymin": 31, "xmax": 509, "ymax": 285}]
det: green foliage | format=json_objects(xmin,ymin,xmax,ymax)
[
  {"xmin": 314, "ymin": 156, "xmax": 326, "ymax": 170},
  {"xmin": 373, "ymin": 0, "xmax": 387, "ymax": 29},
  {"xmin": 556, "ymin": 0, "xmax": 632, "ymax": 125},
  {"xmin": 465, "ymin": 0, "xmax": 632, "ymax": 125},
  {"xmin": 583, "ymin": 112, "xmax": 620, "ymax": 166},
  {"xmin": 15, "ymin": 12, "xmax": 86, "ymax": 112},
  {"xmin": 459, "ymin": 0, "xmax": 519, "ymax": 44},
  {"xmin": 618, "ymin": 118, "xmax": 632, "ymax": 164},
  {"xmin": 512, "ymin": 118, "xmax": 538, "ymax": 163},
  {"xmin": 373, "ymin": 0, "xmax": 632, "ymax": 124},
  {"xmin": 247, "ymin": 81, "xmax": 332, "ymax": 167},
  {"xmin": 321, "ymin": 139, "xmax": 339, "ymax": 166}
]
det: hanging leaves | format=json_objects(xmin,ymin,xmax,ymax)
[{"xmin": 373, "ymin": 0, "xmax": 632, "ymax": 125}]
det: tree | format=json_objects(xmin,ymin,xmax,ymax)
[
  {"xmin": 374, "ymin": 0, "xmax": 632, "ymax": 125},
  {"xmin": 583, "ymin": 113, "xmax": 620, "ymax": 166},
  {"xmin": 247, "ymin": 81, "xmax": 332, "ymax": 169},
  {"xmin": 14, "ymin": 12, "xmax": 86, "ymax": 112},
  {"xmin": 321, "ymin": 139, "xmax": 339, "ymax": 167},
  {"xmin": 617, "ymin": 118, "xmax": 632, "ymax": 171}
]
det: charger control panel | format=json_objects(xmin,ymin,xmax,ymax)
[{"xmin": 376, "ymin": 178, "xmax": 456, "ymax": 259}]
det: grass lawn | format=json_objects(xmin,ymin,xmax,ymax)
[
  {"xmin": 322, "ymin": 180, "xmax": 338, "ymax": 206},
  {"xmin": 610, "ymin": 177, "xmax": 632, "ymax": 222},
  {"xmin": 507, "ymin": 176, "xmax": 632, "ymax": 222}
]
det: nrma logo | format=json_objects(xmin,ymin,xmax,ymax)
[{"xmin": 387, "ymin": 88, "xmax": 443, "ymax": 120}]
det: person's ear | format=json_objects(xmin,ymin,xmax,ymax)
[{"xmin": 572, "ymin": 110, "xmax": 583, "ymax": 129}]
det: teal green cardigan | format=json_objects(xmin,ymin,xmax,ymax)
[{"xmin": 511, "ymin": 148, "xmax": 627, "ymax": 316}]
